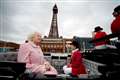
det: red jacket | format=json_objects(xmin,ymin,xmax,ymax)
[
  {"xmin": 94, "ymin": 32, "xmax": 108, "ymax": 46},
  {"xmin": 111, "ymin": 15, "xmax": 120, "ymax": 33},
  {"xmin": 71, "ymin": 49, "xmax": 86, "ymax": 76}
]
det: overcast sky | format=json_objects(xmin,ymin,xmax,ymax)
[{"xmin": 0, "ymin": 0, "xmax": 120, "ymax": 44}]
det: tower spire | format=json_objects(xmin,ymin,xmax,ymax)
[{"xmin": 48, "ymin": 4, "xmax": 59, "ymax": 38}]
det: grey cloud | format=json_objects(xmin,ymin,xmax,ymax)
[{"xmin": 0, "ymin": 0, "xmax": 120, "ymax": 43}]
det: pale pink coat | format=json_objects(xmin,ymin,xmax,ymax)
[{"xmin": 17, "ymin": 41, "xmax": 57, "ymax": 75}]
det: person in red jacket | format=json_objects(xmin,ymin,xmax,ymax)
[
  {"xmin": 63, "ymin": 39, "xmax": 86, "ymax": 77},
  {"xmin": 111, "ymin": 5, "xmax": 120, "ymax": 48},
  {"xmin": 92, "ymin": 26, "xmax": 109, "ymax": 49},
  {"xmin": 111, "ymin": 5, "xmax": 120, "ymax": 35}
]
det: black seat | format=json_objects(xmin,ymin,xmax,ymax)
[{"xmin": 0, "ymin": 61, "xmax": 26, "ymax": 79}]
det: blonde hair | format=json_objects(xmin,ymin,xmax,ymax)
[{"xmin": 27, "ymin": 32, "xmax": 41, "ymax": 42}]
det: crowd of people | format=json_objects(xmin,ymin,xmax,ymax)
[{"xmin": 17, "ymin": 5, "xmax": 120, "ymax": 78}]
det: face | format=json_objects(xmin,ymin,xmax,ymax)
[
  {"xmin": 70, "ymin": 44, "xmax": 76, "ymax": 50},
  {"xmin": 33, "ymin": 32, "xmax": 41, "ymax": 44}
]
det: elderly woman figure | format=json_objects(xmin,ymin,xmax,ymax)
[{"xmin": 17, "ymin": 32, "xmax": 58, "ymax": 75}]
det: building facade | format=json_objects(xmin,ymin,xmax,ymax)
[
  {"xmin": 73, "ymin": 37, "xmax": 94, "ymax": 51},
  {"xmin": 0, "ymin": 40, "xmax": 19, "ymax": 52}
]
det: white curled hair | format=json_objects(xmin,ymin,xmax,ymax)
[
  {"xmin": 27, "ymin": 32, "xmax": 36, "ymax": 42},
  {"xmin": 27, "ymin": 32, "xmax": 41, "ymax": 42}
]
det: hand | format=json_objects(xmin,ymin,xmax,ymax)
[
  {"xmin": 44, "ymin": 62, "xmax": 51, "ymax": 71},
  {"xmin": 92, "ymin": 32, "xmax": 96, "ymax": 38},
  {"xmin": 67, "ymin": 64, "xmax": 71, "ymax": 67}
]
